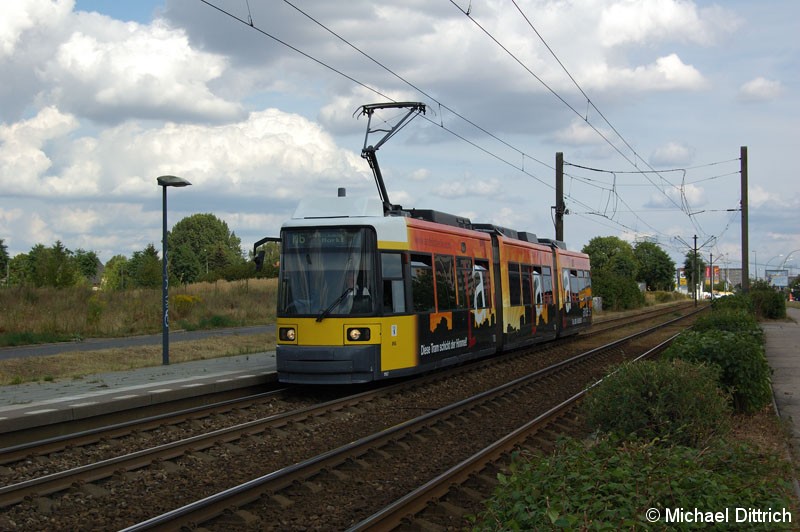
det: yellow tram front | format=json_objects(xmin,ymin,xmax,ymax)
[{"xmin": 274, "ymin": 197, "xmax": 418, "ymax": 384}]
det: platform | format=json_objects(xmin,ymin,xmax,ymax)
[{"xmin": 0, "ymin": 352, "xmax": 276, "ymax": 441}]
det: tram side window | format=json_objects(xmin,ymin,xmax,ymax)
[
  {"xmin": 542, "ymin": 266, "xmax": 553, "ymax": 304},
  {"xmin": 508, "ymin": 262, "xmax": 522, "ymax": 306},
  {"xmin": 532, "ymin": 266, "xmax": 544, "ymax": 305},
  {"xmin": 579, "ymin": 270, "xmax": 591, "ymax": 299},
  {"xmin": 435, "ymin": 254, "xmax": 457, "ymax": 311},
  {"xmin": 471, "ymin": 260, "xmax": 491, "ymax": 309},
  {"xmin": 456, "ymin": 256, "xmax": 472, "ymax": 310},
  {"xmin": 522, "ymin": 265, "xmax": 532, "ymax": 306},
  {"xmin": 381, "ymin": 252, "xmax": 406, "ymax": 314},
  {"xmin": 410, "ymin": 254, "xmax": 435, "ymax": 312},
  {"xmin": 569, "ymin": 269, "xmax": 580, "ymax": 302}
]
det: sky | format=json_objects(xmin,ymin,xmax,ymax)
[{"xmin": 1, "ymin": 0, "xmax": 798, "ymax": 278}]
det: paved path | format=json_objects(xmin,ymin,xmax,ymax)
[{"xmin": 763, "ymin": 307, "xmax": 800, "ymax": 460}]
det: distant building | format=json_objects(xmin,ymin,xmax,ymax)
[
  {"xmin": 717, "ymin": 267, "xmax": 741, "ymax": 290},
  {"xmin": 676, "ymin": 267, "xmax": 742, "ymax": 294}
]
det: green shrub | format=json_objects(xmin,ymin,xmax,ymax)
[
  {"xmin": 472, "ymin": 437, "xmax": 794, "ymax": 531},
  {"xmin": 173, "ymin": 294, "xmax": 202, "ymax": 318},
  {"xmin": 582, "ymin": 359, "xmax": 730, "ymax": 447},
  {"xmin": 664, "ymin": 330, "xmax": 772, "ymax": 413},
  {"xmin": 711, "ymin": 293, "xmax": 753, "ymax": 313},
  {"xmin": 693, "ymin": 308, "xmax": 763, "ymax": 344},
  {"xmin": 718, "ymin": 283, "xmax": 787, "ymax": 319},
  {"xmin": 750, "ymin": 288, "xmax": 786, "ymax": 319},
  {"xmin": 592, "ymin": 270, "xmax": 645, "ymax": 311}
]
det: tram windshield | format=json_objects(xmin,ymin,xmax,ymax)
[{"xmin": 278, "ymin": 227, "xmax": 376, "ymax": 317}]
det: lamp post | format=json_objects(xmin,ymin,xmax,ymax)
[
  {"xmin": 157, "ymin": 175, "xmax": 192, "ymax": 365},
  {"xmin": 779, "ymin": 249, "xmax": 800, "ymax": 270}
]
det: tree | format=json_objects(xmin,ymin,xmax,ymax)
[
  {"xmin": 7, "ymin": 253, "xmax": 28, "ymax": 286},
  {"xmin": 0, "ymin": 239, "xmax": 8, "ymax": 284},
  {"xmin": 73, "ymin": 248, "xmax": 102, "ymax": 284},
  {"xmin": 684, "ymin": 250, "xmax": 707, "ymax": 298},
  {"xmin": 582, "ymin": 236, "xmax": 637, "ymax": 276},
  {"xmin": 27, "ymin": 241, "xmax": 78, "ymax": 288},
  {"xmin": 168, "ymin": 213, "xmax": 244, "ymax": 284},
  {"xmin": 172, "ymin": 243, "xmax": 201, "ymax": 285},
  {"xmin": 582, "ymin": 236, "xmax": 643, "ymax": 310},
  {"xmin": 254, "ymin": 240, "xmax": 280, "ymax": 278},
  {"xmin": 128, "ymin": 244, "xmax": 162, "ymax": 288},
  {"xmin": 634, "ymin": 241, "xmax": 675, "ymax": 291},
  {"xmin": 103, "ymin": 255, "xmax": 129, "ymax": 290}
]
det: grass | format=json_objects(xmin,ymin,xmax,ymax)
[
  {"xmin": 0, "ymin": 278, "xmax": 278, "ymax": 385},
  {"xmin": 0, "ymin": 278, "xmax": 277, "ymax": 345},
  {"xmin": 0, "ymin": 333, "xmax": 276, "ymax": 386}
]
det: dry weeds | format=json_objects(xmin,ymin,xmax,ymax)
[{"xmin": 0, "ymin": 333, "xmax": 275, "ymax": 385}]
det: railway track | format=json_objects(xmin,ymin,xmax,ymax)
[
  {"xmin": 0, "ymin": 303, "xmax": 702, "ymax": 530},
  {"xmin": 351, "ymin": 333, "xmax": 681, "ymax": 531},
  {"xmin": 121, "ymin": 309, "xmax": 698, "ymax": 531}
]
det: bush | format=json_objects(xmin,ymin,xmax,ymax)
[
  {"xmin": 472, "ymin": 437, "xmax": 794, "ymax": 531},
  {"xmin": 173, "ymin": 294, "xmax": 202, "ymax": 318},
  {"xmin": 712, "ymin": 293, "xmax": 753, "ymax": 313},
  {"xmin": 725, "ymin": 281, "xmax": 787, "ymax": 319},
  {"xmin": 664, "ymin": 330, "xmax": 772, "ymax": 413},
  {"xmin": 751, "ymin": 288, "xmax": 786, "ymax": 319},
  {"xmin": 591, "ymin": 270, "xmax": 645, "ymax": 311},
  {"xmin": 693, "ymin": 307, "xmax": 763, "ymax": 344},
  {"xmin": 582, "ymin": 359, "xmax": 730, "ymax": 447}
]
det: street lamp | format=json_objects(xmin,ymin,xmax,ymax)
[
  {"xmin": 157, "ymin": 175, "xmax": 192, "ymax": 365},
  {"xmin": 779, "ymin": 249, "xmax": 800, "ymax": 270},
  {"xmin": 752, "ymin": 250, "xmax": 758, "ymax": 281}
]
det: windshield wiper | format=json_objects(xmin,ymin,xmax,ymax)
[{"xmin": 316, "ymin": 288, "xmax": 352, "ymax": 322}]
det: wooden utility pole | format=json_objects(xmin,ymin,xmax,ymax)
[
  {"xmin": 741, "ymin": 146, "xmax": 749, "ymax": 292},
  {"xmin": 693, "ymin": 234, "xmax": 698, "ymax": 306},
  {"xmin": 555, "ymin": 152, "xmax": 565, "ymax": 241},
  {"xmin": 709, "ymin": 253, "xmax": 714, "ymax": 301}
]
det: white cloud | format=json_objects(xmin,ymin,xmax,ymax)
[
  {"xmin": 649, "ymin": 142, "xmax": 695, "ymax": 166},
  {"xmin": 585, "ymin": 54, "xmax": 708, "ymax": 92},
  {"xmin": 551, "ymin": 120, "xmax": 607, "ymax": 146},
  {"xmin": 0, "ymin": 0, "xmax": 72, "ymax": 58},
  {"xmin": 408, "ymin": 168, "xmax": 430, "ymax": 181},
  {"xmin": 598, "ymin": 0, "xmax": 740, "ymax": 47},
  {"xmin": 0, "ymin": 205, "xmax": 53, "ymax": 252},
  {"xmin": 41, "ymin": 19, "xmax": 242, "ymax": 123},
  {"xmin": 738, "ymin": 77, "xmax": 784, "ymax": 102},
  {"xmin": 0, "ymin": 2, "xmax": 243, "ymax": 125},
  {"xmin": 0, "ymin": 106, "xmax": 370, "ymax": 247},
  {"xmin": 646, "ymin": 183, "xmax": 705, "ymax": 210},
  {"xmin": 680, "ymin": 183, "xmax": 706, "ymax": 208},
  {"xmin": 99, "ymin": 109, "xmax": 370, "ymax": 198},
  {"xmin": 0, "ymin": 106, "xmax": 79, "ymax": 195},
  {"xmin": 748, "ymin": 184, "xmax": 787, "ymax": 209},
  {"xmin": 432, "ymin": 178, "xmax": 501, "ymax": 198}
]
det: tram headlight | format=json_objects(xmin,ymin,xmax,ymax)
[
  {"xmin": 279, "ymin": 327, "xmax": 296, "ymax": 342},
  {"xmin": 347, "ymin": 327, "xmax": 370, "ymax": 341}
]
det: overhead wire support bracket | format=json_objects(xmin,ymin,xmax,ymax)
[{"xmin": 356, "ymin": 102, "xmax": 426, "ymax": 213}]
